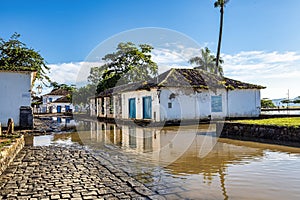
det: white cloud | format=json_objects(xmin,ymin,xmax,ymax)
[
  {"xmin": 40, "ymin": 49, "xmax": 300, "ymax": 99},
  {"xmin": 223, "ymin": 51, "xmax": 300, "ymax": 99},
  {"xmin": 47, "ymin": 61, "xmax": 103, "ymax": 85}
]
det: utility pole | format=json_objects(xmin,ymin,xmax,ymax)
[{"xmin": 287, "ymin": 89, "xmax": 290, "ymax": 109}]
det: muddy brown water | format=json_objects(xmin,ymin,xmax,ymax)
[{"xmin": 25, "ymin": 121, "xmax": 300, "ymax": 200}]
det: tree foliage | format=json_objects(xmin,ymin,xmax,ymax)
[
  {"xmin": 0, "ymin": 33, "xmax": 50, "ymax": 84},
  {"xmin": 87, "ymin": 66, "xmax": 106, "ymax": 85},
  {"xmin": 72, "ymin": 84, "xmax": 96, "ymax": 106},
  {"xmin": 293, "ymin": 96, "xmax": 300, "ymax": 104},
  {"xmin": 95, "ymin": 42, "xmax": 158, "ymax": 93},
  {"xmin": 50, "ymin": 81, "xmax": 76, "ymax": 92},
  {"xmin": 189, "ymin": 47, "xmax": 224, "ymax": 76},
  {"xmin": 261, "ymin": 98, "xmax": 276, "ymax": 108}
]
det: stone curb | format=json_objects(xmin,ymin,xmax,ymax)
[{"xmin": 0, "ymin": 135, "xmax": 24, "ymax": 176}]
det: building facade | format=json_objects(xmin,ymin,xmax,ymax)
[
  {"xmin": 0, "ymin": 69, "xmax": 36, "ymax": 127},
  {"xmin": 92, "ymin": 68, "xmax": 265, "ymax": 121},
  {"xmin": 42, "ymin": 88, "xmax": 73, "ymax": 113}
]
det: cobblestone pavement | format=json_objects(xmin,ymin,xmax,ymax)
[{"xmin": 0, "ymin": 146, "xmax": 164, "ymax": 200}]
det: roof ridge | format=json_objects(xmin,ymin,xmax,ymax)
[{"xmin": 158, "ymin": 68, "xmax": 175, "ymax": 86}]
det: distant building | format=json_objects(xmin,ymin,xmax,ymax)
[
  {"xmin": 91, "ymin": 68, "xmax": 265, "ymax": 121},
  {"xmin": 41, "ymin": 88, "xmax": 73, "ymax": 113},
  {"xmin": 0, "ymin": 67, "xmax": 36, "ymax": 127}
]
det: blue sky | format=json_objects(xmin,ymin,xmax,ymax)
[{"xmin": 1, "ymin": 0, "xmax": 300, "ymax": 98}]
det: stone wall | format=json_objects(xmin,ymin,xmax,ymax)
[
  {"xmin": 0, "ymin": 135, "xmax": 24, "ymax": 175},
  {"xmin": 217, "ymin": 122, "xmax": 300, "ymax": 144}
]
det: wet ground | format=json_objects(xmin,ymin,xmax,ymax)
[
  {"xmin": 1, "ymin": 119, "xmax": 300, "ymax": 199},
  {"xmin": 0, "ymin": 145, "xmax": 162, "ymax": 200}
]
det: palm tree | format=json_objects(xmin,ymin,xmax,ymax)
[
  {"xmin": 189, "ymin": 47, "xmax": 224, "ymax": 76},
  {"xmin": 214, "ymin": 0, "xmax": 229, "ymax": 72},
  {"xmin": 189, "ymin": 47, "xmax": 214, "ymax": 72}
]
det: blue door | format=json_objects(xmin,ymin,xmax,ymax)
[
  {"xmin": 57, "ymin": 105, "xmax": 61, "ymax": 113},
  {"xmin": 65, "ymin": 105, "xmax": 70, "ymax": 112},
  {"xmin": 143, "ymin": 96, "xmax": 152, "ymax": 119},
  {"xmin": 128, "ymin": 98, "xmax": 136, "ymax": 118}
]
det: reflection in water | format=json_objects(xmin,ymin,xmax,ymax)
[{"xmin": 28, "ymin": 121, "xmax": 300, "ymax": 200}]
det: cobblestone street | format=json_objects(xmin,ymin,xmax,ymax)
[{"xmin": 0, "ymin": 146, "xmax": 163, "ymax": 200}]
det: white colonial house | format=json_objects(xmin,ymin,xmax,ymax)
[
  {"xmin": 0, "ymin": 67, "xmax": 36, "ymax": 127},
  {"xmin": 42, "ymin": 88, "xmax": 73, "ymax": 113},
  {"xmin": 91, "ymin": 68, "xmax": 265, "ymax": 122}
]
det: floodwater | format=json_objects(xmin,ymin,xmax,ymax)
[{"xmin": 26, "ymin": 121, "xmax": 300, "ymax": 200}]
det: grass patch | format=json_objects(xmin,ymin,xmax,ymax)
[
  {"xmin": 0, "ymin": 133, "xmax": 20, "ymax": 149},
  {"xmin": 234, "ymin": 117, "xmax": 300, "ymax": 128},
  {"xmin": 0, "ymin": 139, "xmax": 13, "ymax": 149}
]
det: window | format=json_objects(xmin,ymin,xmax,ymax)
[
  {"xmin": 168, "ymin": 102, "xmax": 172, "ymax": 108},
  {"xmin": 211, "ymin": 95, "xmax": 222, "ymax": 112},
  {"xmin": 49, "ymin": 97, "xmax": 52, "ymax": 102}
]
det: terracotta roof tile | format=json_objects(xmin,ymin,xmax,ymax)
[
  {"xmin": 46, "ymin": 88, "xmax": 70, "ymax": 96},
  {"xmin": 96, "ymin": 68, "xmax": 265, "ymax": 97}
]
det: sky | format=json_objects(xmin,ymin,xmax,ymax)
[{"xmin": 1, "ymin": 0, "xmax": 300, "ymax": 99}]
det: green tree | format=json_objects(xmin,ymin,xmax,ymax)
[
  {"xmin": 96, "ymin": 42, "xmax": 158, "ymax": 93},
  {"xmin": 0, "ymin": 33, "xmax": 50, "ymax": 84},
  {"xmin": 281, "ymin": 99, "xmax": 293, "ymax": 104},
  {"xmin": 214, "ymin": 0, "xmax": 229, "ymax": 71},
  {"xmin": 87, "ymin": 65, "xmax": 106, "ymax": 85},
  {"xmin": 50, "ymin": 81, "xmax": 76, "ymax": 92},
  {"xmin": 189, "ymin": 47, "xmax": 224, "ymax": 76},
  {"xmin": 293, "ymin": 96, "xmax": 300, "ymax": 104},
  {"xmin": 72, "ymin": 84, "xmax": 96, "ymax": 106},
  {"xmin": 261, "ymin": 98, "xmax": 276, "ymax": 108}
]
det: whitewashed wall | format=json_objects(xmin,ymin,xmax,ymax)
[
  {"xmin": 90, "ymin": 98, "xmax": 96, "ymax": 116},
  {"xmin": 159, "ymin": 88, "xmax": 260, "ymax": 120},
  {"xmin": 227, "ymin": 89, "xmax": 261, "ymax": 117},
  {"xmin": 209, "ymin": 89, "xmax": 228, "ymax": 119},
  {"xmin": 50, "ymin": 102, "xmax": 74, "ymax": 113},
  {"xmin": 98, "ymin": 87, "xmax": 261, "ymax": 122},
  {"xmin": 42, "ymin": 95, "xmax": 64, "ymax": 113},
  {"xmin": 0, "ymin": 71, "xmax": 33, "ymax": 126},
  {"xmin": 159, "ymin": 88, "xmax": 227, "ymax": 121},
  {"xmin": 121, "ymin": 89, "xmax": 160, "ymax": 121}
]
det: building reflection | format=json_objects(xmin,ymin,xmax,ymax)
[
  {"xmin": 26, "ymin": 121, "xmax": 266, "ymax": 200},
  {"xmin": 85, "ymin": 121, "xmax": 264, "ymax": 200},
  {"xmin": 86, "ymin": 121, "xmax": 264, "ymax": 172}
]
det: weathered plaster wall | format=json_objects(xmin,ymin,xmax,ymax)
[
  {"xmin": 160, "ymin": 88, "xmax": 261, "ymax": 121},
  {"xmin": 227, "ymin": 89, "xmax": 261, "ymax": 117},
  {"xmin": 160, "ymin": 88, "xmax": 228, "ymax": 121},
  {"xmin": 121, "ymin": 89, "xmax": 160, "ymax": 121},
  {"xmin": 94, "ymin": 87, "xmax": 261, "ymax": 122},
  {"xmin": 0, "ymin": 71, "xmax": 32, "ymax": 126},
  {"xmin": 42, "ymin": 95, "xmax": 73, "ymax": 113}
]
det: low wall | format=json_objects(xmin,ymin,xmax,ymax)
[
  {"xmin": 217, "ymin": 122, "xmax": 300, "ymax": 145},
  {"xmin": 0, "ymin": 135, "xmax": 24, "ymax": 175}
]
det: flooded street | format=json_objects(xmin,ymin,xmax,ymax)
[{"xmin": 27, "ymin": 120, "xmax": 300, "ymax": 200}]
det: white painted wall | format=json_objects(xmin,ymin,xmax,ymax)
[
  {"xmin": 95, "ymin": 87, "xmax": 262, "ymax": 122},
  {"xmin": 90, "ymin": 98, "xmax": 96, "ymax": 116},
  {"xmin": 209, "ymin": 89, "xmax": 228, "ymax": 119},
  {"xmin": 0, "ymin": 71, "xmax": 33, "ymax": 126},
  {"xmin": 50, "ymin": 102, "xmax": 74, "ymax": 113},
  {"xmin": 160, "ymin": 88, "xmax": 226, "ymax": 121},
  {"xmin": 227, "ymin": 89, "xmax": 261, "ymax": 117},
  {"xmin": 42, "ymin": 95, "xmax": 64, "ymax": 113},
  {"xmin": 159, "ymin": 88, "xmax": 259, "ymax": 120},
  {"xmin": 41, "ymin": 95, "xmax": 74, "ymax": 113},
  {"xmin": 121, "ymin": 89, "xmax": 160, "ymax": 121}
]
